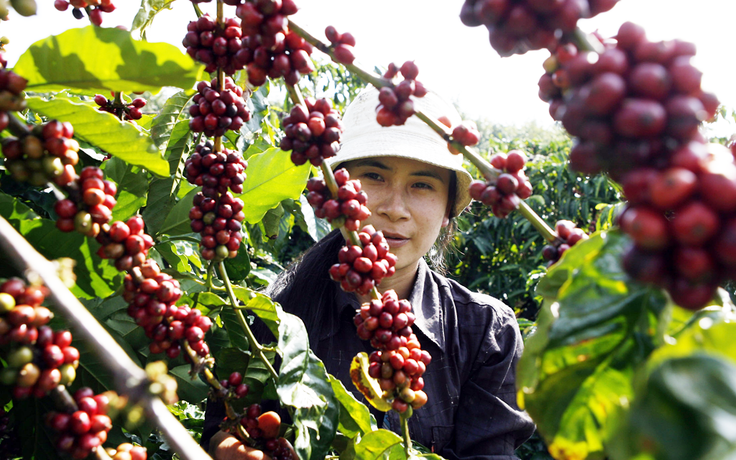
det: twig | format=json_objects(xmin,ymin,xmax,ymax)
[
  {"xmin": 400, "ymin": 409, "xmax": 413, "ymax": 459},
  {"xmin": 288, "ymin": 21, "xmax": 392, "ymax": 90},
  {"xmin": 217, "ymin": 262, "xmax": 279, "ymax": 381},
  {"xmin": 0, "ymin": 216, "xmax": 212, "ymax": 460}
]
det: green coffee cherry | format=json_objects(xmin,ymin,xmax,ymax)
[
  {"xmin": 0, "ymin": 292, "xmax": 15, "ymax": 313},
  {"xmin": 9, "ymin": 0, "xmax": 37, "ymax": 17}
]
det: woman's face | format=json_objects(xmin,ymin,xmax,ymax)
[{"xmin": 344, "ymin": 156, "xmax": 452, "ymax": 273}]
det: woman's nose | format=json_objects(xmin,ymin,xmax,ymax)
[{"xmin": 374, "ymin": 186, "xmax": 411, "ymax": 222}]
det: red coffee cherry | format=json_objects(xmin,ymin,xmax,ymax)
[
  {"xmin": 469, "ymin": 150, "xmax": 532, "ymax": 218},
  {"xmin": 306, "ymin": 169, "xmax": 370, "ymax": 231},
  {"xmin": 188, "ymin": 77, "xmax": 251, "ymax": 137},
  {"xmin": 236, "ymin": 0, "xmax": 313, "ymax": 86},
  {"xmin": 375, "ymin": 61, "xmax": 427, "ymax": 127},
  {"xmin": 280, "ymin": 98, "xmax": 344, "ymax": 166},
  {"xmin": 95, "ymin": 93, "xmax": 146, "ymax": 121},
  {"xmin": 329, "ymin": 226, "xmax": 397, "ymax": 295}
]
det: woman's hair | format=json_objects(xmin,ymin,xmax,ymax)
[
  {"xmin": 265, "ymin": 229, "xmax": 345, "ymax": 345},
  {"xmin": 425, "ymin": 170, "xmax": 459, "ymax": 275}
]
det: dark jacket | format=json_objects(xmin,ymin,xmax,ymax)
[{"xmin": 203, "ymin": 258, "xmax": 535, "ymax": 459}]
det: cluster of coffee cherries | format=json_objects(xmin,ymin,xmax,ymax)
[
  {"xmin": 184, "ymin": 15, "xmax": 248, "ymax": 75},
  {"xmin": 537, "ymin": 23, "xmax": 729, "ymax": 309},
  {"xmin": 538, "ymin": 23, "xmax": 718, "ymax": 181},
  {"xmin": 617, "ymin": 143, "xmax": 736, "ymax": 310},
  {"xmin": 448, "ymin": 120, "xmax": 481, "ymax": 154},
  {"xmin": 53, "ymin": 0, "xmax": 115, "ymax": 26},
  {"xmin": 280, "ymin": 98, "xmax": 344, "ymax": 166},
  {"xmin": 375, "ymin": 61, "xmax": 427, "ymax": 127},
  {"xmin": 0, "ymin": 68, "xmax": 27, "ymax": 131},
  {"xmin": 236, "ymin": 0, "xmax": 314, "ymax": 86},
  {"xmin": 123, "ymin": 260, "xmax": 212, "ymax": 358},
  {"xmin": 189, "ymin": 78, "xmax": 251, "ymax": 137},
  {"xmin": 94, "ymin": 93, "xmax": 146, "ymax": 121},
  {"xmin": 54, "ymin": 166, "xmax": 118, "ymax": 238},
  {"xmin": 2, "ymin": 120, "xmax": 79, "ymax": 187},
  {"xmin": 184, "ymin": 141, "xmax": 247, "ymax": 261},
  {"xmin": 305, "ymin": 168, "xmax": 370, "ymax": 231},
  {"xmin": 189, "ymin": 191, "xmax": 245, "ymax": 261},
  {"xmin": 459, "ymin": 0, "xmax": 619, "ymax": 56},
  {"xmin": 45, "ymin": 388, "xmax": 113, "ymax": 459},
  {"xmin": 469, "ymin": 150, "xmax": 532, "ymax": 218},
  {"xmin": 94, "ymin": 216, "xmax": 156, "ymax": 272},
  {"xmin": 0, "ymin": 327, "xmax": 80, "ymax": 399},
  {"xmin": 355, "ymin": 290, "xmax": 430, "ymax": 413},
  {"xmin": 185, "ymin": 141, "xmax": 249, "ymax": 195},
  {"xmin": 0, "ymin": 279, "xmax": 81, "ymax": 399},
  {"xmin": 325, "ymin": 25, "xmax": 356, "ymax": 65},
  {"xmin": 329, "ymin": 225, "xmax": 397, "ymax": 296},
  {"xmin": 541, "ymin": 220, "xmax": 589, "ymax": 266},
  {"xmin": 215, "ymin": 371, "xmax": 250, "ymax": 400},
  {"xmin": 106, "ymin": 443, "xmax": 148, "ymax": 460},
  {"xmin": 237, "ymin": 404, "xmax": 294, "ymax": 460}
]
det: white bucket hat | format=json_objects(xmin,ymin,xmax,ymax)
[{"xmin": 326, "ymin": 87, "xmax": 473, "ymax": 217}]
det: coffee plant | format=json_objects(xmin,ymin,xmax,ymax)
[{"xmin": 0, "ymin": 0, "xmax": 735, "ymax": 460}]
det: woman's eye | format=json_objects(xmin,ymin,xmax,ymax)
[
  {"xmin": 413, "ymin": 182, "xmax": 433, "ymax": 190},
  {"xmin": 362, "ymin": 172, "xmax": 382, "ymax": 181}
]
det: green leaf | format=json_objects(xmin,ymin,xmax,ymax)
[
  {"xmin": 219, "ymin": 307, "xmax": 250, "ymax": 352},
  {"xmin": 276, "ymin": 312, "xmax": 338, "ymax": 460},
  {"xmin": 150, "ymin": 90, "xmax": 196, "ymax": 152},
  {"xmin": 145, "ymin": 111, "xmax": 194, "ymax": 236},
  {"xmin": 224, "ymin": 241, "xmax": 251, "ymax": 283},
  {"xmin": 238, "ymin": 147, "xmax": 310, "ymax": 224},
  {"xmin": 14, "ymin": 26, "xmax": 203, "ymax": 93},
  {"xmin": 25, "ymin": 96, "xmax": 169, "ymax": 176},
  {"xmin": 0, "ymin": 192, "xmax": 120, "ymax": 299},
  {"xmin": 159, "ymin": 188, "xmax": 197, "ymax": 236},
  {"xmin": 170, "ymin": 365, "xmax": 209, "ymax": 404},
  {"xmin": 131, "ymin": 0, "xmax": 178, "ymax": 41},
  {"xmin": 232, "ymin": 286, "xmax": 280, "ymax": 338},
  {"xmin": 330, "ymin": 374, "xmax": 376, "ymax": 438},
  {"xmin": 214, "ymin": 348, "xmax": 251, "ymax": 384},
  {"xmin": 75, "ymin": 325, "xmax": 142, "ymax": 390},
  {"xmin": 518, "ymin": 230, "xmax": 666, "ymax": 459},
  {"xmin": 610, "ymin": 354, "xmax": 736, "ymax": 460},
  {"xmin": 103, "ymin": 158, "xmax": 149, "ymax": 222},
  {"xmin": 353, "ymin": 430, "xmax": 404, "ymax": 460}
]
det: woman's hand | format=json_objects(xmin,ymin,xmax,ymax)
[{"xmin": 209, "ymin": 430, "xmax": 272, "ymax": 460}]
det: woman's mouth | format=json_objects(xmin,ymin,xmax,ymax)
[{"xmin": 383, "ymin": 232, "xmax": 409, "ymax": 248}]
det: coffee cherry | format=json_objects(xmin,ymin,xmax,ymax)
[
  {"xmin": 324, "ymin": 26, "xmax": 356, "ymax": 65},
  {"xmin": 184, "ymin": 15, "xmax": 247, "ymax": 75},
  {"xmin": 539, "ymin": 26, "xmax": 717, "ymax": 183},
  {"xmin": 0, "ymin": 68, "xmax": 27, "ymax": 129},
  {"xmin": 469, "ymin": 150, "xmax": 532, "ymax": 218},
  {"xmin": 460, "ymin": 0, "xmax": 618, "ymax": 56},
  {"xmin": 3, "ymin": 120, "xmax": 79, "ymax": 187},
  {"xmin": 185, "ymin": 141, "xmax": 248, "ymax": 194},
  {"xmin": 375, "ymin": 62, "xmax": 427, "ymax": 127},
  {"xmin": 355, "ymin": 291, "xmax": 431, "ymax": 413},
  {"xmin": 450, "ymin": 121, "xmax": 480, "ymax": 149},
  {"xmin": 281, "ymin": 98, "xmax": 343, "ymax": 166},
  {"xmin": 236, "ymin": 1, "xmax": 313, "ymax": 86},
  {"xmin": 306, "ymin": 169, "xmax": 370, "ymax": 230},
  {"xmin": 188, "ymin": 78, "xmax": 251, "ymax": 137},
  {"xmin": 330, "ymin": 226, "xmax": 397, "ymax": 295},
  {"xmin": 94, "ymin": 93, "xmax": 146, "ymax": 121},
  {"xmin": 541, "ymin": 220, "xmax": 590, "ymax": 266}
]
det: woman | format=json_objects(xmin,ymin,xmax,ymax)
[{"xmin": 205, "ymin": 88, "xmax": 535, "ymax": 459}]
